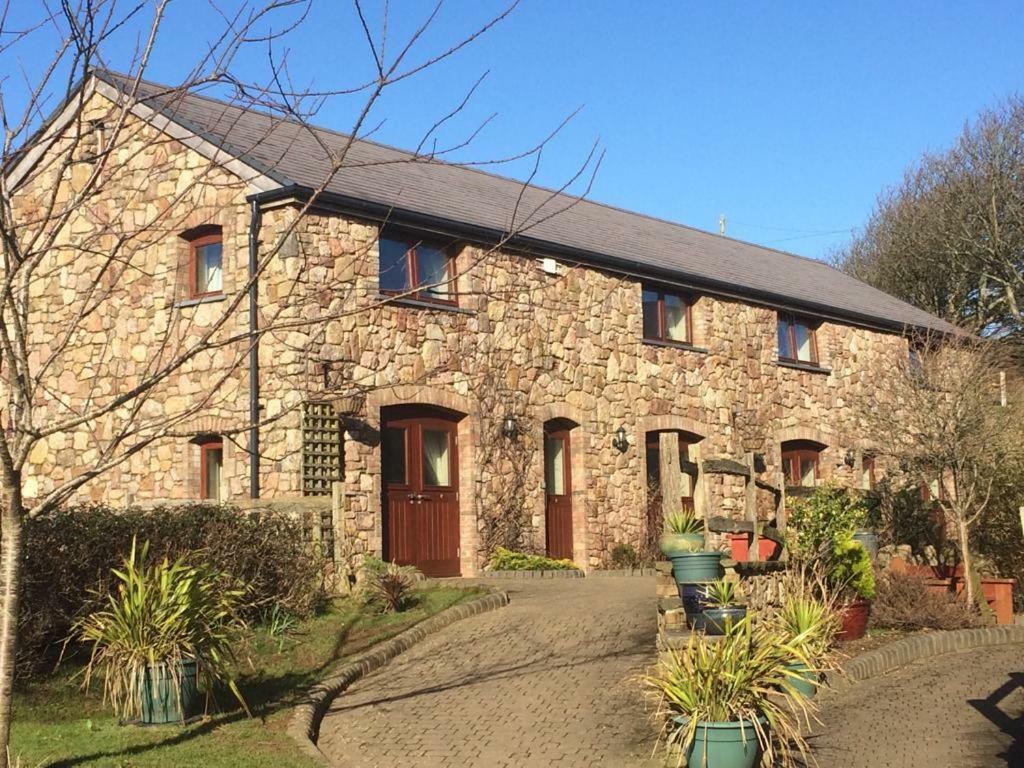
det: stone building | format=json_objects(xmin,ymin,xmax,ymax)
[{"xmin": 12, "ymin": 72, "xmax": 954, "ymax": 575}]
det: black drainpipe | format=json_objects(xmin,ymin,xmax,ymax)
[{"xmin": 248, "ymin": 199, "xmax": 262, "ymax": 499}]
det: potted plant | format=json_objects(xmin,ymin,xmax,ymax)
[
  {"xmin": 73, "ymin": 538, "xmax": 250, "ymax": 724},
  {"xmin": 644, "ymin": 616, "xmax": 813, "ymax": 768},
  {"xmin": 660, "ymin": 510, "xmax": 705, "ymax": 557},
  {"xmin": 775, "ymin": 592, "xmax": 840, "ymax": 700},
  {"xmin": 701, "ymin": 579, "xmax": 747, "ymax": 636},
  {"xmin": 829, "ymin": 536, "xmax": 876, "ymax": 641}
]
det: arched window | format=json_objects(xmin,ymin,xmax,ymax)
[
  {"xmin": 183, "ymin": 225, "xmax": 223, "ymax": 298},
  {"xmin": 781, "ymin": 440, "xmax": 825, "ymax": 488}
]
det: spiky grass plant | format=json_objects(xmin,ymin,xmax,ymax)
[
  {"xmin": 643, "ymin": 616, "xmax": 816, "ymax": 767},
  {"xmin": 663, "ymin": 510, "xmax": 703, "ymax": 535},
  {"xmin": 362, "ymin": 560, "xmax": 422, "ymax": 612},
  {"xmin": 702, "ymin": 578, "xmax": 742, "ymax": 608},
  {"xmin": 72, "ymin": 538, "xmax": 249, "ymax": 721}
]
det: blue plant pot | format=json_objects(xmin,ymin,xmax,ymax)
[
  {"xmin": 673, "ymin": 716, "xmax": 765, "ymax": 768},
  {"xmin": 669, "ymin": 551, "xmax": 724, "ymax": 584},
  {"xmin": 702, "ymin": 606, "xmax": 747, "ymax": 635},
  {"xmin": 677, "ymin": 582, "xmax": 713, "ymax": 630}
]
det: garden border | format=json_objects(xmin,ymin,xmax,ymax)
[
  {"xmin": 479, "ymin": 567, "xmax": 658, "ymax": 579},
  {"xmin": 831, "ymin": 625, "xmax": 1024, "ymax": 692},
  {"xmin": 287, "ymin": 589, "xmax": 510, "ymax": 762}
]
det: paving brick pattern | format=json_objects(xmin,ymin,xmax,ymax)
[
  {"xmin": 812, "ymin": 642, "xmax": 1024, "ymax": 768},
  {"xmin": 317, "ymin": 576, "xmax": 660, "ymax": 768}
]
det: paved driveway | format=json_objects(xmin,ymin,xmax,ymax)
[
  {"xmin": 317, "ymin": 575, "xmax": 660, "ymax": 768},
  {"xmin": 811, "ymin": 642, "xmax": 1024, "ymax": 768}
]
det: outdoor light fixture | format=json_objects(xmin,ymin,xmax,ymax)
[
  {"xmin": 502, "ymin": 415, "xmax": 517, "ymax": 439},
  {"xmin": 612, "ymin": 425, "xmax": 629, "ymax": 453},
  {"xmin": 844, "ymin": 450, "xmax": 856, "ymax": 467}
]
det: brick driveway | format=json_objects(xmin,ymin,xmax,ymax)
[
  {"xmin": 811, "ymin": 642, "xmax": 1024, "ymax": 767},
  {"xmin": 317, "ymin": 575, "xmax": 660, "ymax": 768}
]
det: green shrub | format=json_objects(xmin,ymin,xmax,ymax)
[
  {"xmin": 359, "ymin": 557, "xmax": 421, "ymax": 612},
  {"xmin": 610, "ymin": 542, "xmax": 641, "ymax": 568},
  {"xmin": 486, "ymin": 547, "xmax": 579, "ymax": 571},
  {"xmin": 829, "ymin": 537, "xmax": 875, "ymax": 600},
  {"xmin": 788, "ymin": 485, "xmax": 870, "ymax": 558},
  {"xmin": 21, "ymin": 503, "xmax": 325, "ymax": 671},
  {"xmin": 73, "ymin": 538, "xmax": 249, "ymax": 720}
]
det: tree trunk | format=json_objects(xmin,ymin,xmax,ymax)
[
  {"xmin": 957, "ymin": 518, "xmax": 977, "ymax": 611},
  {"xmin": 0, "ymin": 485, "xmax": 24, "ymax": 768}
]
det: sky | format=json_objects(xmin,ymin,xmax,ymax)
[{"xmin": 5, "ymin": 1, "xmax": 1024, "ymax": 260}]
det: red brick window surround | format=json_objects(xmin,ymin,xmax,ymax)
[
  {"xmin": 781, "ymin": 440, "xmax": 823, "ymax": 488},
  {"xmin": 642, "ymin": 286, "xmax": 692, "ymax": 345},
  {"xmin": 777, "ymin": 313, "xmax": 818, "ymax": 364},
  {"xmin": 378, "ymin": 233, "xmax": 456, "ymax": 305},
  {"xmin": 185, "ymin": 227, "xmax": 223, "ymax": 298},
  {"xmin": 197, "ymin": 436, "xmax": 223, "ymax": 501}
]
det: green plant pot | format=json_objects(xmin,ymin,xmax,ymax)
[
  {"xmin": 701, "ymin": 606, "xmax": 747, "ymax": 635},
  {"xmin": 139, "ymin": 659, "xmax": 198, "ymax": 725},
  {"xmin": 784, "ymin": 661, "xmax": 818, "ymax": 700},
  {"xmin": 660, "ymin": 532, "xmax": 705, "ymax": 557},
  {"xmin": 674, "ymin": 716, "xmax": 765, "ymax": 768},
  {"xmin": 669, "ymin": 551, "xmax": 724, "ymax": 584}
]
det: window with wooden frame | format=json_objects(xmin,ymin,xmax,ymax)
[
  {"xmin": 861, "ymin": 453, "xmax": 876, "ymax": 490},
  {"xmin": 197, "ymin": 436, "xmax": 223, "ymax": 501},
  {"xmin": 781, "ymin": 440, "xmax": 823, "ymax": 488},
  {"xmin": 378, "ymin": 233, "xmax": 456, "ymax": 305},
  {"xmin": 777, "ymin": 313, "xmax": 819, "ymax": 364},
  {"xmin": 185, "ymin": 227, "xmax": 223, "ymax": 298},
  {"xmin": 642, "ymin": 286, "xmax": 692, "ymax": 345}
]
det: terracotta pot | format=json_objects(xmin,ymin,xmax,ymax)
[
  {"xmin": 837, "ymin": 599, "xmax": 871, "ymax": 641},
  {"xmin": 728, "ymin": 533, "xmax": 782, "ymax": 562}
]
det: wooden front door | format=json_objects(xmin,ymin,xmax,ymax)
[
  {"xmin": 382, "ymin": 407, "xmax": 461, "ymax": 577},
  {"xmin": 544, "ymin": 426, "xmax": 573, "ymax": 560}
]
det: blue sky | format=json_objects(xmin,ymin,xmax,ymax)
[{"xmin": 7, "ymin": 1, "xmax": 1024, "ymax": 259}]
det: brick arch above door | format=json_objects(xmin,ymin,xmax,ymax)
[
  {"xmin": 367, "ymin": 384, "xmax": 474, "ymax": 418},
  {"xmin": 637, "ymin": 414, "xmax": 707, "ymax": 440}
]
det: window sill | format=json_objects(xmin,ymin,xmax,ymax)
[
  {"xmin": 377, "ymin": 295, "xmax": 474, "ymax": 315},
  {"xmin": 776, "ymin": 359, "xmax": 831, "ymax": 375},
  {"xmin": 175, "ymin": 294, "xmax": 226, "ymax": 309},
  {"xmin": 642, "ymin": 338, "xmax": 709, "ymax": 354}
]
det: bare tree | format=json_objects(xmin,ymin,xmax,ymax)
[
  {"xmin": 834, "ymin": 96, "xmax": 1024, "ymax": 338},
  {"xmin": 860, "ymin": 334, "xmax": 1024, "ymax": 609},
  {"xmin": 0, "ymin": 1, "xmax": 600, "ymax": 762}
]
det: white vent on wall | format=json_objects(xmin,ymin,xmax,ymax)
[{"xmin": 539, "ymin": 257, "xmax": 559, "ymax": 275}]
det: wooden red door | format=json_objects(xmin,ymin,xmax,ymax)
[
  {"xmin": 382, "ymin": 407, "xmax": 461, "ymax": 577},
  {"xmin": 544, "ymin": 427, "xmax": 573, "ymax": 560}
]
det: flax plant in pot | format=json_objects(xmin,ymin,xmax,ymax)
[
  {"xmin": 72, "ymin": 538, "xmax": 250, "ymax": 724},
  {"xmin": 700, "ymin": 579, "xmax": 747, "ymax": 636},
  {"xmin": 643, "ymin": 616, "xmax": 814, "ymax": 768},
  {"xmin": 659, "ymin": 510, "xmax": 705, "ymax": 557},
  {"xmin": 775, "ymin": 594, "xmax": 841, "ymax": 700}
]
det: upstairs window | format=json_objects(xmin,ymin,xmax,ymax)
[
  {"xmin": 642, "ymin": 287, "xmax": 691, "ymax": 345},
  {"xmin": 197, "ymin": 436, "xmax": 223, "ymax": 501},
  {"xmin": 379, "ymin": 234, "xmax": 455, "ymax": 304},
  {"xmin": 778, "ymin": 313, "xmax": 818, "ymax": 364},
  {"xmin": 782, "ymin": 440, "xmax": 823, "ymax": 488},
  {"xmin": 187, "ymin": 228, "xmax": 223, "ymax": 298}
]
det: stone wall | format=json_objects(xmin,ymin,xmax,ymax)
[{"xmin": 15, "ymin": 88, "xmax": 911, "ymax": 574}]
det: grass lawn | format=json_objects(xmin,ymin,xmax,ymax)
[{"xmin": 11, "ymin": 584, "xmax": 481, "ymax": 768}]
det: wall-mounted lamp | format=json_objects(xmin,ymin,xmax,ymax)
[
  {"xmin": 502, "ymin": 415, "xmax": 517, "ymax": 439},
  {"xmin": 844, "ymin": 450, "xmax": 856, "ymax": 468},
  {"xmin": 612, "ymin": 425, "xmax": 629, "ymax": 453}
]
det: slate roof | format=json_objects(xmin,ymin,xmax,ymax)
[{"xmin": 96, "ymin": 71, "xmax": 954, "ymax": 334}]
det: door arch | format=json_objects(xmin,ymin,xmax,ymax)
[
  {"xmin": 543, "ymin": 418, "xmax": 577, "ymax": 560},
  {"xmin": 381, "ymin": 405, "xmax": 463, "ymax": 576}
]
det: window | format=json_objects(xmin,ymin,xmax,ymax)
[
  {"xmin": 777, "ymin": 314, "xmax": 818, "ymax": 364},
  {"xmin": 642, "ymin": 287, "xmax": 691, "ymax": 344},
  {"xmin": 781, "ymin": 440, "xmax": 823, "ymax": 488},
  {"xmin": 187, "ymin": 229, "xmax": 223, "ymax": 297},
  {"xmin": 198, "ymin": 437, "xmax": 223, "ymax": 501},
  {"xmin": 861, "ymin": 454, "xmax": 876, "ymax": 491},
  {"xmin": 378, "ymin": 234, "xmax": 455, "ymax": 304},
  {"xmin": 646, "ymin": 431, "xmax": 697, "ymax": 511}
]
